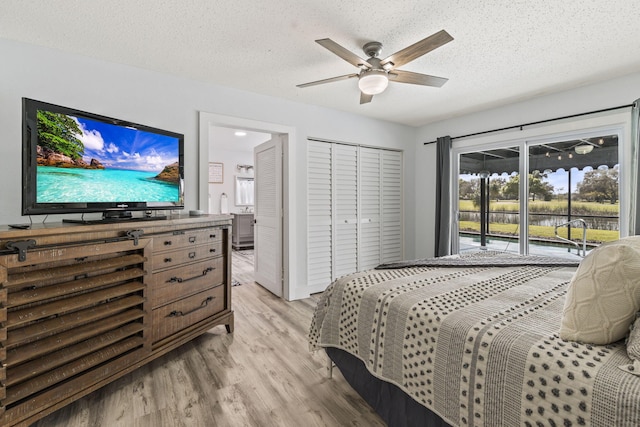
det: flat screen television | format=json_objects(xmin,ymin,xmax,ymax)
[{"xmin": 22, "ymin": 98, "xmax": 184, "ymax": 222}]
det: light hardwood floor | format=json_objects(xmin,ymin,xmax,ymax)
[{"xmin": 32, "ymin": 250, "xmax": 386, "ymax": 427}]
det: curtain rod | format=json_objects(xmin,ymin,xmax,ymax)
[{"xmin": 423, "ymin": 103, "xmax": 634, "ymax": 145}]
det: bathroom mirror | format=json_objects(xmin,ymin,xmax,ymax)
[{"xmin": 235, "ymin": 176, "xmax": 254, "ymax": 207}]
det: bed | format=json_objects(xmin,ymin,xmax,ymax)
[{"xmin": 309, "ymin": 242, "xmax": 640, "ymax": 427}]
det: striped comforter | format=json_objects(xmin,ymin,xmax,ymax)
[{"xmin": 309, "ymin": 253, "xmax": 640, "ymax": 426}]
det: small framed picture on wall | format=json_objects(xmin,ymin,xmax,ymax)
[{"xmin": 208, "ymin": 162, "xmax": 224, "ymax": 183}]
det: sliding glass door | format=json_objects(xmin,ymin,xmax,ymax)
[
  {"xmin": 455, "ymin": 133, "xmax": 619, "ymax": 257},
  {"xmin": 458, "ymin": 146, "xmax": 521, "ymax": 253},
  {"xmin": 526, "ymin": 135, "xmax": 619, "ymax": 256}
]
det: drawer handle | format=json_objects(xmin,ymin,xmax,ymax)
[
  {"xmin": 6, "ymin": 239, "xmax": 37, "ymax": 262},
  {"xmin": 210, "ymin": 248, "xmax": 216, "ymax": 253},
  {"xmin": 167, "ymin": 296, "xmax": 215, "ymax": 317},
  {"xmin": 164, "ymin": 241, "xmax": 172, "ymax": 246},
  {"xmin": 188, "ymin": 251, "xmax": 196, "ymax": 259},
  {"xmin": 210, "ymin": 234, "xmax": 217, "ymax": 239},
  {"xmin": 164, "ymin": 257, "xmax": 172, "ymax": 263},
  {"xmin": 167, "ymin": 266, "xmax": 215, "ymax": 283},
  {"xmin": 189, "ymin": 236, "xmax": 197, "ymax": 243}
]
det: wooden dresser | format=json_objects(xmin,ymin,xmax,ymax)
[{"xmin": 0, "ymin": 215, "xmax": 233, "ymax": 426}]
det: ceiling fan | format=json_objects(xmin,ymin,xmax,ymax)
[{"xmin": 297, "ymin": 29, "xmax": 453, "ymax": 104}]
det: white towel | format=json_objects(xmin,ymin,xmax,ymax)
[{"xmin": 220, "ymin": 193, "xmax": 229, "ymax": 214}]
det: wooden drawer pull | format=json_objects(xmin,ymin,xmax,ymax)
[
  {"xmin": 167, "ymin": 267, "xmax": 214, "ymax": 284},
  {"xmin": 167, "ymin": 296, "xmax": 214, "ymax": 317}
]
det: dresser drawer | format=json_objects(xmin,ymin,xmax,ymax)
[
  {"xmin": 152, "ymin": 228, "xmax": 223, "ymax": 252},
  {"xmin": 152, "ymin": 257, "xmax": 224, "ymax": 308},
  {"xmin": 152, "ymin": 240, "xmax": 222, "ymax": 270},
  {"xmin": 152, "ymin": 286, "xmax": 225, "ymax": 343}
]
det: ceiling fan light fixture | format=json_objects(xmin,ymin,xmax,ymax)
[
  {"xmin": 575, "ymin": 145, "xmax": 594, "ymax": 155},
  {"xmin": 358, "ymin": 70, "xmax": 388, "ymax": 95},
  {"xmin": 300, "ymin": 30, "xmax": 453, "ymax": 102}
]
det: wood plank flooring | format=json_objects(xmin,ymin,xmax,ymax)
[{"xmin": 32, "ymin": 250, "xmax": 385, "ymax": 427}]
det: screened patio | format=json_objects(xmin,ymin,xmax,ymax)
[{"xmin": 457, "ymin": 134, "xmax": 619, "ymax": 257}]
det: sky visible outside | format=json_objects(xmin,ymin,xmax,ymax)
[
  {"xmin": 72, "ymin": 116, "xmax": 179, "ymax": 172},
  {"xmin": 461, "ymin": 166, "xmax": 620, "ymax": 195}
]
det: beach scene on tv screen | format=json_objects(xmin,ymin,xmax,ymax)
[{"xmin": 35, "ymin": 111, "xmax": 180, "ymax": 204}]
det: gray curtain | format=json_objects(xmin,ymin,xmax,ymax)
[
  {"xmin": 434, "ymin": 136, "xmax": 452, "ymax": 256},
  {"xmin": 633, "ymin": 99, "xmax": 640, "ymax": 235}
]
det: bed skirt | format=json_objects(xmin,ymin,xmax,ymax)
[{"xmin": 326, "ymin": 347, "xmax": 451, "ymax": 427}]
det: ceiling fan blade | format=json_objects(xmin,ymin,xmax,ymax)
[
  {"xmin": 297, "ymin": 73, "xmax": 359, "ymax": 88},
  {"xmin": 360, "ymin": 92, "xmax": 373, "ymax": 104},
  {"xmin": 389, "ymin": 70, "xmax": 448, "ymax": 87},
  {"xmin": 380, "ymin": 30, "xmax": 453, "ymax": 69},
  {"xmin": 316, "ymin": 39, "xmax": 372, "ymax": 69}
]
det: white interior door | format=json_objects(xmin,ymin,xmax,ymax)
[
  {"xmin": 307, "ymin": 141, "xmax": 333, "ymax": 288},
  {"xmin": 359, "ymin": 147, "xmax": 382, "ymax": 270},
  {"xmin": 381, "ymin": 150, "xmax": 403, "ymax": 262},
  {"xmin": 253, "ymin": 136, "xmax": 283, "ymax": 297},
  {"xmin": 306, "ymin": 140, "xmax": 403, "ymax": 291},
  {"xmin": 333, "ymin": 144, "xmax": 358, "ymax": 278}
]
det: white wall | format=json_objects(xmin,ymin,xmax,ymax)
[
  {"xmin": 0, "ymin": 38, "xmax": 417, "ymax": 300},
  {"xmin": 415, "ymin": 72, "xmax": 640, "ymax": 258},
  {"xmin": 208, "ymin": 148, "xmax": 255, "ymax": 214}
]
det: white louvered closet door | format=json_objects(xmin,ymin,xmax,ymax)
[
  {"xmin": 307, "ymin": 141, "xmax": 333, "ymax": 288},
  {"xmin": 333, "ymin": 144, "xmax": 359, "ymax": 278},
  {"xmin": 358, "ymin": 147, "xmax": 382, "ymax": 271},
  {"xmin": 307, "ymin": 140, "xmax": 402, "ymax": 289},
  {"xmin": 381, "ymin": 150, "xmax": 403, "ymax": 262}
]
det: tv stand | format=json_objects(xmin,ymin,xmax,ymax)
[{"xmin": 0, "ymin": 215, "xmax": 233, "ymax": 426}]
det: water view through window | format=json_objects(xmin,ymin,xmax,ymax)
[{"xmin": 458, "ymin": 135, "xmax": 619, "ymax": 257}]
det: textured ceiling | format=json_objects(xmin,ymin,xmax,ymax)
[{"xmin": 2, "ymin": 1, "xmax": 640, "ymax": 127}]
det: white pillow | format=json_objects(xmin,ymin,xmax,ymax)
[{"xmin": 559, "ymin": 236, "xmax": 640, "ymax": 345}]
